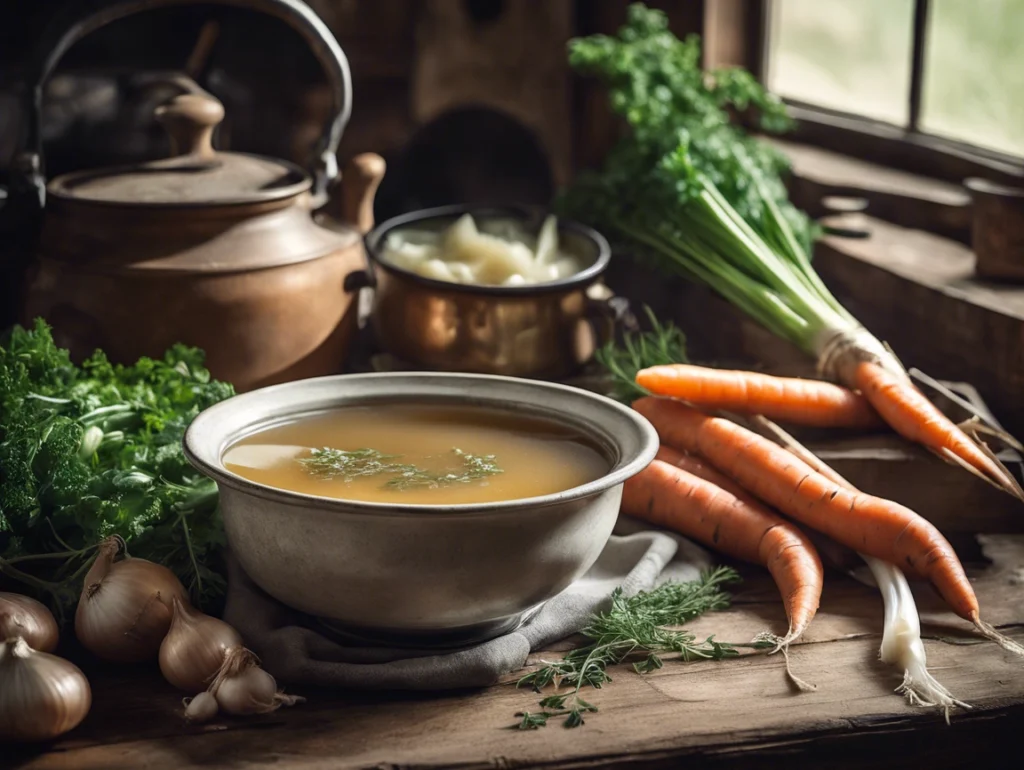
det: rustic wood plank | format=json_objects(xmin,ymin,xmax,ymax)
[{"xmin": 9, "ymin": 557, "xmax": 1024, "ymax": 770}]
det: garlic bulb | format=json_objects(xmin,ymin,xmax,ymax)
[
  {"xmin": 160, "ymin": 597, "xmax": 243, "ymax": 693},
  {"xmin": 0, "ymin": 637, "xmax": 91, "ymax": 741},
  {"xmin": 183, "ymin": 691, "xmax": 219, "ymax": 723},
  {"xmin": 0, "ymin": 593, "xmax": 59, "ymax": 652},
  {"xmin": 215, "ymin": 665, "xmax": 279, "ymax": 715},
  {"xmin": 75, "ymin": 537, "xmax": 187, "ymax": 662},
  {"xmin": 210, "ymin": 648, "xmax": 303, "ymax": 716}
]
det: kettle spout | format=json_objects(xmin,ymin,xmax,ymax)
[{"xmin": 340, "ymin": 153, "xmax": 386, "ymax": 235}]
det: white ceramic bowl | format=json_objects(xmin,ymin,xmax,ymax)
[{"xmin": 184, "ymin": 372, "xmax": 657, "ymax": 647}]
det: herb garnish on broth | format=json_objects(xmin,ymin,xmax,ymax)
[{"xmin": 299, "ymin": 447, "xmax": 502, "ymax": 490}]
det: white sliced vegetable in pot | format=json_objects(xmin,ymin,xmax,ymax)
[
  {"xmin": 419, "ymin": 258, "xmax": 456, "ymax": 282},
  {"xmin": 446, "ymin": 218, "xmax": 534, "ymax": 283},
  {"xmin": 448, "ymin": 262, "xmax": 476, "ymax": 283},
  {"xmin": 534, "ymin": 215, "xmax": 559, "ymax": 265},
  {"xmin": 381, "ymin": 213, "xmax": 582, "ymax": 286}
]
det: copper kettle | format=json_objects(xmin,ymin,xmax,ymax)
[{"xmin": 14, "ymin": 0, "xmax": 384, "ymax": 392}]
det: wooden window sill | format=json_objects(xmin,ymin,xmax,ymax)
[{"xmin": 763, "ymin": 137, "xmax": 973, "ymax": 243}]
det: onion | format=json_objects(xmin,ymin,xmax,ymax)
[
  {"xmin": 160, "ymin": 597, "xmax": 243, "ymax": 693},
  {"xmin": 0, "ymin": 593, "xmax": 59, "ymax": 652},
  {"xmin": 0, "ymin": 637, "xmax": 91, "ymax": 741},
  {"xmin": 210, "ymin": 648, "xmax": 303, "ymax": 716},
  {"xmin": 75, "ymin": 537, "xmax": 187, "ymax": 662}
]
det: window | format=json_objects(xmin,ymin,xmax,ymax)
[
  {"xmin": 919, "ymin": 0, "xmax": 1024, "ymax": 157},
  {"xmin": 768, "ymin": 0, "xmax": 914, "ymax": 126},
  {"xmin": 765, "ymin": 0, "xmax": 1024, "ymax": 161}
]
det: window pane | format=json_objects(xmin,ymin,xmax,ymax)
[
  {"xmin": 920, "ymin": 0, "xmax": 1024, "ymax": 156},
  {"xmin": 767, "ymin": 0, "xmax": 915, "ymax": 125}
]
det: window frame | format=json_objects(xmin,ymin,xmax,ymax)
[{"xmin": 748, "ymin": 0, "xmax": 1024, "ymax": 185}]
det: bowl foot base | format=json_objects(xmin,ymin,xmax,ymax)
[{"xmin": 315, "ymin": 603, "xmax": 545, "ymax": 651}]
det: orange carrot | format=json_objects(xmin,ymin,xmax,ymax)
[
  {"xmin": 653, "ymin": 445, "xmax": 762, "ymax": 505},
  {"xmin": 633, "ymin": 396, "xmax": 980, "ymax": 622},
  {"xmin": 854, "ymin": 360, "xmax": 1022, "ymax": 499},
  {"xmin": 622, "ymin": 445, "xmax": 823, "ymax": 644},
  {"xmin": 637, "ymin": 364, "xmax": 880, "ymax": 428}
]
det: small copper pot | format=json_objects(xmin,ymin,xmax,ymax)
[{"xmin": 355, "ymin": 206, "xmax": 614, "ymax": 379}]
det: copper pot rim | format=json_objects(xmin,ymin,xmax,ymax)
[{"xmin": 363, "ymin": 204, "xmax": 611, "ymax": 297}]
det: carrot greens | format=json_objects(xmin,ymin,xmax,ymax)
[
  {"xmin": 564, "ymin": 3, "xmax": 1022, "ymax": 499},
  {"xmin": 566, "ymin": 4, "xmax": 814, "ymax": 250}
]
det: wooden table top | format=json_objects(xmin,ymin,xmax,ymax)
[{"xmin": 8, "ymin": 538, "xmax": 1024, "ymax": 770}]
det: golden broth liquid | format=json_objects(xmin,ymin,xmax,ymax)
[{"xmin": 222, "ymin": 404, "xmax": 608, "ymax": 504}]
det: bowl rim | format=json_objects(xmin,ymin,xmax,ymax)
[
  {"xmin": 183, "ymin": 372, "xmax": 657, "ymax": 517},
  {"xmin": 363, "ymin": 204, "xmax": 611, "ymax": 297}
]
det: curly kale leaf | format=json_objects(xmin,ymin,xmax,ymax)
[{"xmin": 0, "ymin": 319, "xmax": 232, "ymax": 615}]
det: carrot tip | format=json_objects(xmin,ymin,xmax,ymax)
[
  {"xmin": 967, "ymin": 438, "xmax": 1024, "ymax": 502},
  {"xmin": 755, "ymin": 629, "xmax": 817, "ymax": 692},
  {"xmin": 936, "ymin": 446, "xmax": 1024, "ymax": 502},
  {"xmin": 971, "ymin": 613, "xmax": 1024, "ymax": 657},
  {"xmin": 780, "ymin": 643, "xmax": 817, "ymax": 693}
]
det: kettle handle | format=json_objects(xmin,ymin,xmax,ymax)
[{"xmin": 17, "ymin": 0, "xmax": 351, "ymax": 209}]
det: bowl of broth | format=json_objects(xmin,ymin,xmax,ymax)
[{"xmin": 184, "ymin": 372, "xmax": 657, "ymax": 647}]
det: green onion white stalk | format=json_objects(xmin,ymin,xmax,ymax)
[{"xmin": 865, "ymin": 557, "xmax": 968, "ymax": 721}]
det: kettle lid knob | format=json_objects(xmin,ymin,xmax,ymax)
[{"xmin": 155, "ymin": 93, "xmax": 225, "ymax": 160}]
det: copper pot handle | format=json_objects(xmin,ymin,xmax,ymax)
[
  {"xmin": 16, "ymin": 0, "xmax": 351, "ymax": 210},
  {"xmin": 584, "ymin": 288, "xmax": 637, "ymax": 350}
]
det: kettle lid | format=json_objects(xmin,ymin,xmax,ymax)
[{"xmin": 47, "ymin": 93, "xmax": 310, "ymax": 207}]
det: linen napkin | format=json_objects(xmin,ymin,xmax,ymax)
[{"xmin": 222, "ymin": 518, "xmax": 711, "ymax": 690}]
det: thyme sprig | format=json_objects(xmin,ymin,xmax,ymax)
[
  {"xmin": 594, "ymin": 305, "xmax": 688, "ymax": 403},
  {"xmin": 386, "ymin": 448, "xmax": 502, "ymax": 490},
  {"xmin": 515, "ymin": 567, "xmax": 769, "ymax": 728},
  {"xmin": 299, "ymin": 447, "xmax": 414, "ymax": 481}
]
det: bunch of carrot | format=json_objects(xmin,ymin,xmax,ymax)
[
  {"xmin": 620, "ymin": 363, "xmax": 1024, "ymax": 667},
  {"xmin": 637, "ymin": 363, "xmax": 1021, "ymax": 499}
]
